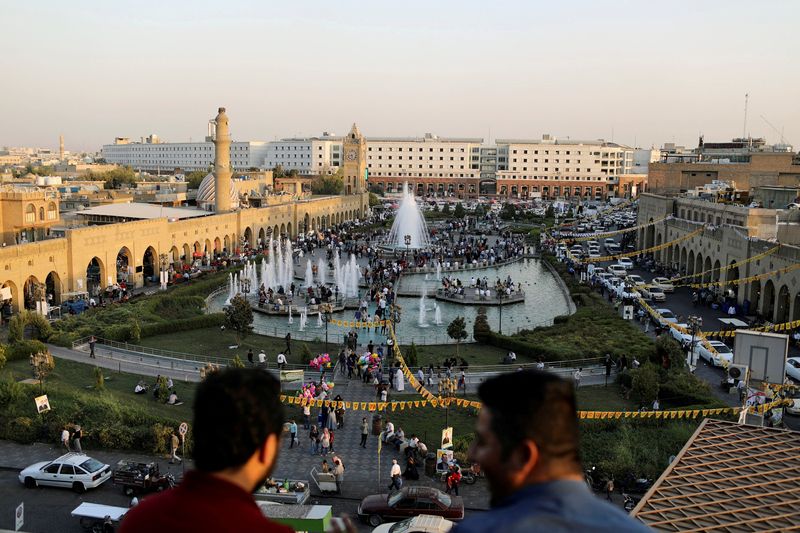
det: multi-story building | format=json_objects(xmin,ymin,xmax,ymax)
[
  {"xmin": 493, "ymin": 136, "xmax": 637, "ymax": 201},
  {"xmin": 364, "ymin": 134, "xmax": 483, "ymax": 197},
  {"xmin": 263, "ymin": 134, "xmax": 341, "ymax": 176},
  {"xmin": 101, "ymin": 137, "xmax": 269, "ymax": 173},
  {"xmin": 0, "ymin": 187, "xmax": 60, "ymax": 245}
]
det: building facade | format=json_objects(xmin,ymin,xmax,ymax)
[
  {"xmin": 101, "ymin": 138, "xmax": 269, "ymax": 173},
  {"xmin": 264, "ymin": 134, "xmax": 341, "ymax": 176},
  {"xmin": 637, "ymin": 192, "xmax": 800, "ymax": 323}
]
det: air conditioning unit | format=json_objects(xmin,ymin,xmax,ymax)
[{"xmin": 728, "ymin": 364, "xmax": 749, "ymax": 384}]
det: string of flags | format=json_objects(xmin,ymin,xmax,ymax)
[
  {"xmin": 568, "ymin": 227, "xmax": 705, "ymax": 264},
  {"xmin": 701, "ymin": 319, "xmax": 800, "ymax": 338},
  {"xmin": 684, "ymin": 260, "xmax": 800, "ymax": 290},
  {"xmin": 557, "ymin": 216, "xmax": 671, "ymax": 242},
  {"xmin": 662, "ymin": 244, "xmax": 781, "ymax": 288},
  {"xmin": 329, "ymin": 318, "xmax": 389, "ymax": 329}
]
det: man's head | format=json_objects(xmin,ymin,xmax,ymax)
[
  {"xmin": 193, "ymin": 368, "xmax": 284, "ymax": 489},
  {"xmin": 469, "ymin": 370, "xmax": 582, "ymax": 506}
]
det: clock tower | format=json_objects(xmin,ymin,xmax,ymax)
[{"xmin": 342, "ymin": 123, "xmax": 367, "ymax": 195}]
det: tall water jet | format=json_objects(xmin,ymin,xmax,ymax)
[
  {"xmin": 386, "ymin": 182, "xmax": 431, "ymax": 250},
  {"xmin": 317, "ymin": 312, "xmax": 324, "ymax": 328},
  {"xmin": 435, "ymin": 261, "xmax": 442, "ymax": 281},
  {"xmin": 333, "ymin": 252, "xmax": 343, "ymax": 293},
  {"xmin": 317, "ymin": 257, "xmax": 327, "ymax": 285},
  {"xmin": 418, "ymin": 286, "xmax": 428, "ymax": 327},
  {"xmin": 288, "ymin": 305, "xmax": 293, "ymax": 324},
  {"xmin": 433, "ymin": 302, "xmax": 442, "ymax": 325},
  {"xmin": 299, "ymin": 308, "xmax": 307, "ymax": 331},
  {"xmin": 304, "ymin": 260, "xmax": 313, "ymax": 288}
]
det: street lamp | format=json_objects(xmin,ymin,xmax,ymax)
[
  {"xmin": 687, "ymin": 315, "xmax": 703, "ymax": 369},
  {"xmin": 404, "ymin": 234, "xmax": 411, "ymax": 256},
  {"xmin": 321, "ymin": 303, "xmax": 332, "ymax": 353},
  {"xmin": 497, "ymin": 289, "xmax": 505, "ymax": 334}
]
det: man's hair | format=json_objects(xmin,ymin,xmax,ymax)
[
  {"xmin": 478, "ymin": 370, "xmax": 580, "ymax": 468},
  {"xmin": 193, "ymin": 368, "xmax": 284, "ymax": 471}
]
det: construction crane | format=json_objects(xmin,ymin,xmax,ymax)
[{"xmin": 760, "ymin": 115, "xmax": 791, "ymax": 146}]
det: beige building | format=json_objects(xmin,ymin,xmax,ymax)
[
  {"xmin": 637, "ymin": 192, "xmax": 800, "ymax": 322},
  {"xmin": 0, "ymin": 188, "xmax": 60, "ymax": 245}
]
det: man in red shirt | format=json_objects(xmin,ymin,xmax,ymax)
[{"xmin": 120, "ymin": 369, "xmax": 292, "ymax": 532}]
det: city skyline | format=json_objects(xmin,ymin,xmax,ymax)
[{"xmin": 1, "ymin": 0, "xmax": 798, "ymax": 151}]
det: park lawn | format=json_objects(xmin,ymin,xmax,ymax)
[
  {"xmin": 403, "ymin": 343, "xmax": 508, "ymax": 368},
  {"xmin": 576, "ymin": 384, "xmax": 636, "ymax": 412},
  {"xmin": 4, "ymin": 357, "xmax": 196, "ymax": 423}
]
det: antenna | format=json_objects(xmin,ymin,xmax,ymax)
[{"xmin": 743, "ymin": 93, "xmax": 749, "ymax": 139}]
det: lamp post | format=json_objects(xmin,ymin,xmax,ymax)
[
  {"xmin": 404, "ymin": 234, "xmax": 411, "ymax": 257},
  {"xmin": 688, "ymin": 315, "xmax": 703, "ymax": 369},
  {"xmin": 498, "ymin": 289, "xmax": 505, "ymax": 334},
  {"xmin": 321, "ymin": 303, "xmax": 332, "ymax": 353}
]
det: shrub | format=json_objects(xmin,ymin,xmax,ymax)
[
  {"xmin": 631, "ymin": 364, "xmax": 659, "ymax": 406},
  {"xmin": 140, "ymin": 314, "xmax": 225, "ymax": 337},
  {"xmin": 473, "ymin": 307, "xmax": 490, "ymax": 341},
  {"xmin": 8, "ymin": 311, "xmax": 53, "ymax": 343},
  {"xmin": 7, "ymin": 340, "xmax": 48, "ymax": 362},
  {"xmin": 301, "ymin": 343, "xmax": 313, "ymax": 365},
  {"xmin": 94, "ymin": 367, "xmax": 105, "ymax": 391},
  {"xmin": 0, "ymin": 345, "xmax": 5, "ymax": 371},
  {"xmin": 405, "ymin": 342, "xmax": 419, "ymax": 368},
  {"xmin": 230, "ymin": 355, "xmax": 245, "ymax": 368}
]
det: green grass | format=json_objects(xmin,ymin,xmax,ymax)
[
  {"xmin": 408, "ymin": 344, "xmax": 508, "ymax": 368},
  {"xmin": 576, "ymin": 384, "xmax": 636, "ymax": 412},
  {"xmin": 4, "ymin": 357, "xmax": 196, "ymax": 422}
]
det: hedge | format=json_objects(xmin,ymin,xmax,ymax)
[
  {"xmin": 7, "ymin": 340, "xmax": 48, "ymax": 362},
  {"xmin": 140, "ymin": 313, "xmax": 225, "ymax": 337}
]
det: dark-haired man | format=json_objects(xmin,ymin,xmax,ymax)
[
  {"xmin": 121, "ymin": 368, "xmax": 292, "ymax": 532},
  {"xmin": 453, "ymin": 370, "xmax": 649, "ymax": 533}
]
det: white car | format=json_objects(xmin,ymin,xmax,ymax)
[
  {"xmin": 19, "ymin": 453, "xmax": 112, "ymax": 493},
  {"xmin": 372, "ymin": 515, "xmax": 455, "ymax": 533},
  {"xmin": 786, "ymin": 357, "xmax": 800, "ymax": 382},
  {"xmin": 654, "ymin": 309, "xmax": 678, "ymax": 328},
  {"xmin": 625, "ymin": 274, "xmax": 646, "ymax": 286},
  {"xmin": 608, "ymin": 265, "xmax": 627, "ymax": 277},
  {"xmin": 652, "ymin": 277, "xmax": 675, "ymax": 293},
  {"xmin": 604, "ymin": 238, "xmax": 616, "ymax": 246},
  {"xmin": 640, "ymin": 285, "xmax": 666, "ymax": 302},
  {"xmin": 588, "ymin": 250, "xmax": 601, "ymax": 258},
  {"xmin": 694, "ymin": 340, "xmax": 734, "ymax": 367},
  {"xmin": 669, "ymin": 324, "xmax": 693, "ymax": 344},
  {"xmin": 617, "ymin": 258, "xmax": 634, "ymax": 269}
]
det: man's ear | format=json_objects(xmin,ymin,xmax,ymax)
[
  {"xmin": 508, "ymin": 440, "xmax": 539, "ymax": 486},
  {"xmin": 259, "ymin": 433, "xmax": 280, "ymax": 470}
]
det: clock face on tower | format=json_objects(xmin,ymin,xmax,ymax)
[{"xmin": 346, "ymin": 149, "xmax": 357, "ymax": 161}]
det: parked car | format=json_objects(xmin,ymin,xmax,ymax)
[
  {"xmin": 669, "ymin": 324, "xmax": 694, "ymax": 345},
  {"xmin": 784, "ymin": 386, "xmax": 800, "ymax": 416},
  {"xmin": 372, "ymin": 514, "xmax": 455, "ymax": 533},
  {"xmin": 617, "ymin": 258, "xmax": 634, "ymax": 269},
  {"xmin": 652, "ymin": 277, "xmax": 675, "ymax": 293},
  {"xmin": 608, "ymin": 265, "xmax": 627, "ymax": 277},
  {"xmin": 640, "ymin": 285, "xmax": 666, "ymax": 302},
  {"xmin": 654, "ymin": 309, "xmax": 678, "ymax": 328},
  {"xmin": 604, "ymin": 238, "xmax": 616, "ymax": 246},
  {"xmin": 625, "ymin": 274, "xmax": 646, "ymax": 286},
  {"xmin": 19, "ymin": 453, "xmax": 112, "ymax": 493},
  {"xmin": 785, "ymin": 357, "xmax": 800, "ymax": 382},
  {"xmin": 358, "ymin": 487, "xmax": 464, "ymax": 527},
  {"xmin": 694, "ymin": 340, "xmax": 734, "ymax": 367}
]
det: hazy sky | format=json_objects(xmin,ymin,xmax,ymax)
[{"xmin": 2, "ymin": 0, "xmax": 798, "ymax": 152}]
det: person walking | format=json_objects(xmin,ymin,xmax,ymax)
[
  {"xmin": 302, "ymin": 405, "xmax": 311, "ymax": 429},
  {"xmin": 61, "ymin": 426, "xmax": 71, "ymax": 452},
  {"xmin": 285, "ymin": 332, "xmax": 292, "ymax": 355},
  {"xmin": 360, "ymin": 417, "xmax": 369, "ymax": 448},
  {"xmin": 72, "ymin": 425, "xmax": 83, "ymax": 453},
  {"xmin": 332, "ymin": 458, "xmax": 345, "ymax": 494},
  {"xmin": 277, "ymin": 352, "xmax": 287, "ymax": 370},
  {"xmin": 169, "ymin": 430, "xmax": 181, "ymax": 464},
  {"xmin": 288, "ymin": 420, "xmax": 297, "ymax": 449},
  {"xmin": 573, "ymin": 368, "xmax": 582, "ymax": 389},
  {"xmin": 320, "ymin": 428, "xmax": 330, "ymax": 455},
  {"xmin": 247, "ymin": 349, "xmax": 254, "ymax": 366},
  {"xmin": 309, "ymin": 425, "xmax": 320, "ymax": 455},
  {"xmin": 89, "ymin": 336, "xmax": 96, "ymax": 359},
  {"xmin": 388, "ymin": 459, "xmax": 402, "ymax": 492},
  {"xmin": 605, "ymin": 478, "xmax": 615, "ymax": 502}
]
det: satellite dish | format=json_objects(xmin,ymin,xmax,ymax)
[{"xmin": 729, "ymin": 366, "xmax": 742, "ymax": 379}]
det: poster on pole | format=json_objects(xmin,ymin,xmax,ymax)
[
  {"xmin": 34, "ymin": 395, "xmax": 51, "ymax": 414},
  {"xmin": 436, "ymin": 449, "xmax": 454, "ymax": 471},
  {"xmin": 441, "ymin": 427, "xmax": 453, "ymax": 450},
  {"xmin": 15, "ymin": 502, "xmax": 23, "ymax": 531}
]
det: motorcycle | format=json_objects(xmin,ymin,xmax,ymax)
[
  {"xmin": 623, "ymin": 493, "xmax": 639, "ymax": 513},
  {"xmin": 584, "ymin": 466, "xmax": 606, "ymax": 492},
  {"xmin": 619, "ymin": 473, "xmax": 652, "ymax": 494}
]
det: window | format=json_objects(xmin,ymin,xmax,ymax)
[
  {"xmin": 60, "ymin": 465, "xmax": 75, "ymax": 475},
  {"xmin": 44, "ymin": 464, "xmax": 61, "ymax": 474}
]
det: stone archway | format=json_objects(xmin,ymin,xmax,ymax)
[
  {"xmin": 45, "ymin": 271, "xmax": 62, "ymax": 305},
  {"xmin": 205, "ymin": 239, "xmax": 212, "ymax": 255},
  {"xmin": 727, "ymin": 261, "xmax": 740, "ymax": 294},
  {"xmin": 223, "ymin": 235, "xmax": 230, "ymax": 252},
  {"xmin": 1, "ymin": 280, "xmax": 19, "ymax": 314},
  {"xmin": 23, "ymin": 275, "xmax": 43, "ymax": 311},
  {"xmin": 214, "ymin": 238, "xmax": 221, "ymax": 253},
  {"xmin": 776, "ymin": 284, "xmax": 790, "ymax": 323},
  {"xmin": 645, "ymin": 220, "xmax": 655, "ymax": 249},
  {"xmin": 712, "ymin": 259, "xmax": 721, "ymax": 283},
  {"xmin": 142, "ymin": 246, "xmax": 157, "ymax": 283},
  {"xmin": 183, "ymin": 243, "xmax": 191, "ymax": 264},
  {"xmin": 655, "ymin": 233, "xmax": 663, "ymax": 261},
  {"xmin": 793, "ymin": 293, "xmax": 800, "ymax": 321},
  {"xmin": 703, "ymin": 256, "xmax": 712, "ymax": 283},
  {"xmin": 280, "ymin": 223, "xmax": 286, "ymax": 237},
  {"xmin": 258, "ymin": 228, "xmax": 266, "ymax": 247},
  {"xmin": 287, "ymin": 222, "xmax": 292, "ymax": 238},
  {"xmin": 244, "ymin": 227, "xmax": 253, "ymax": 248},
  {"xmin": 117, "ymin": 247, "xmax": 133, "ymax": 284},
  {"xmin": 680, "ymin": 247, "xmax": 687, "ymax": 273},
  {"xmin": 170, "ymin": 246, "xmax": 180, "ymax": 263},
  {"xmin": 687, "ymin": 250, "xmax": 695, "ymax": 276},
  {"xmin": 694, "ymin": 254, "xmax": 703, "ymax": 281},
  {"xmin": 86, "ymin": 256, "xmax": 105, "ymax": 294},
  {"xmin": 749, "ymin": 280, "xmax": 761, "ymax": 315}
]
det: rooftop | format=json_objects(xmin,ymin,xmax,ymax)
[
  {"xmin": 76, "ymin": 202, "xmax": 210, "ymax": 220},
  {"xmin": 632, "ymin": 419, "xmax": 800, "ymax": 531}
]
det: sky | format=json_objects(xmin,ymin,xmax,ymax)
[{"xmin": 1, "ymin": 0, "xmax": 798, "ymax": 152}]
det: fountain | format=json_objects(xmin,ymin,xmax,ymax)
[
  {"xmin": 225, "ymin": 272, "xmax": 235, "ymax": 305},
  {"xmin": 418, "ymin": 286, "xmax": 428, "ymax": 327},
  {"xmin": 287, "ymin": 305, "xmax": 293, "ymax": 324},
  {"xmin": 433, "ymin": 302, "xmax": 442, "ymax": 325},
  {"xmin": 304, "ymin": 259, "xmax": 314, "ymax": 288},
  {"xmin": 333, "ymin": 253, "xmax": 343, "ymax": 293},
  {"xmin": 299, "ymin": 308, "xmax": 308, "ymax": 331},
  {"xmin": 385, "ymin": 182, "xmax": 431, "ymax": 250},
  {"xmin": 435, "ymin": 261, "xmax": 442, "ymax": 281},
  {"xmin": 317, "ymin": 257, "xmax": 327, "ymax": 285},
  {"xmin": 317, "ymin": 312, "xmax": 324, "ymax": 328}
]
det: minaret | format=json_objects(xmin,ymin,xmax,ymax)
[
  {"xmin": 59, "ymin": 135, "xmax": 64, "ymax": 161},
  {"xmin": 213, "ymin": 107, "xmax": 232, "ymax": 213}
]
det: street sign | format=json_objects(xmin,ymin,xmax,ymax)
[
  {"xmin": 178, "ymin": 422, "xmax": 188, "ymax": 441},
  {"xmin": 15, "ymin": 502, "xmax": 23, "ymax": 531}
]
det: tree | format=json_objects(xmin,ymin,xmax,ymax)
[
  {"xmin": 473, "ymin": 307, "xmax": 491, "ymax": 341},
  {"xmin": 545, "ymin": 204, "xmax": 555, "ymax": 219},
  {"xmin": 230, "ymin": 354, "xmax": 245, "ymax": 368},
  {"xmin": 224, "ymin": 295, "xmax": 253, "ymax": 345},
  {"xmin": 94, "ymin": 366, "xmax": 105, "ymax": 391},
  {"xmin": 442, "ymin": 203, "xmax": 451, "ymax": 215},
  {"xmin": 369, "ymin": 192, "xmax": 381, "ymax": 206},
  {"xmin": 433, "ymin": 203, "xmax": 440, "ymax": 212},
  {"xmin": 447, "ymin": 317, "xmax": 468, "ymax": 357},
  {"xmin": 454, "ymin": 202, "xmax": 466, "ymax": 218},
  {"xmin": 655, "ymin": 335, "xmax": 686, "ymax": 372},
  {"xmin": 30, "ymin": 349, "xmax": 55, "ymax": 394},
  {"xmin": 185, "ymin": 170, "xmax": 207, "ymax": 189},
  {"xmin": 272, "ymin": 165, "xmax": 286, "ymax": 179},
  {"xmin": 301, "ymin": 343, "xmax": 313, "ymax": 365},
  {"xmin": 474, "ymin": 204, "xmax": 486, "ymax": 217},
  {"xmin": 405, "ymin": 342, "xmax": 419, "ymax": 368},
  {"xmin": 631, "ymin": 363, "xmax": 659, "ymax": 407},
  {"xmin": 500, "ymin": 203, "xmax": 516, "ymax": 220},
  {"xmin": 310, "ymin": 168, "xmax": 344, "ymax": 195}
]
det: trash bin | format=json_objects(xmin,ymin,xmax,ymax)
[
  {"xmin": 424, "ymin": 453, "xmax": 437, "ymax": 477},
  {"xmin": 372, "ymin": 414, "xmax": 383, "ymax": 436}
]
